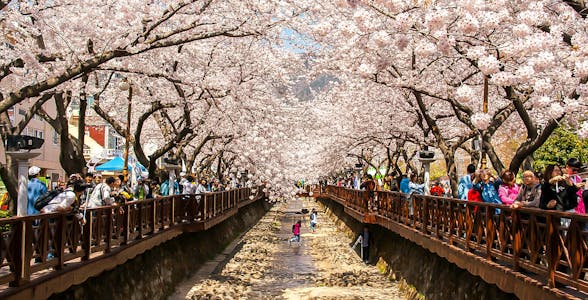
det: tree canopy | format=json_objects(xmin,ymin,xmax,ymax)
[{"xmin": 0, "ymin": 0, "xmax": 587, "ymax": 200}]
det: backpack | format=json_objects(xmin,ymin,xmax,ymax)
[
  {"xmin": 292, "ymin": 224, "xmax": 295, "ymax": 233},
  {"xmin": 34, "ymin": 189, "xmax": 63, "ymax": 211}
]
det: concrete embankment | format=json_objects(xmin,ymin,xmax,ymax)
[
  {"xmin": 318, "ymin": 196, "xmax": 517, "ymax": 300},
  {"xmin": 50, "ymin": 200, "xmax": 271, "ymax": 300}
]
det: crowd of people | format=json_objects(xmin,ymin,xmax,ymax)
[
  {"xmin": 25, "ymin": 167, "xmax": 251, "ymax": 220},
  {"xmin": 457, "ymin": 158, "xmax": 587, "ymax": 214},
  {"xmin": 333, "ymin": 157, "xmax": 587, "ymax": 217}
]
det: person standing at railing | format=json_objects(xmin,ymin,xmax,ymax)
[
  {"xmin": 430, "ymin": 181, "xmax": 445, "ymax": 196},
  {"xmin": 181, "ymin": 175, "xmax": 196, "ymax": 195},
  {"xmin": 473, "ymin": 169, "xmax": 501, "ymax": 205},
  {"xmin": 540, "ymin": 164, "xmax": 579, "ymax": 213},
  {"xmin": 112, "ymin": 176, "xmax": 132, "ymax": 204},
  {"xmin": 146, "ymin": 178, "xmax": 160, "ymax": 199},
  {"xmin": 511, "ymin": 170, "xmax": 542, "ymax": 209},
  {"xmin": 84, "ymin": 173, "xmax": 96, "ymax": 196},
  {"xmin": 565, "ymin": 158, "xmax": 585, "ymax": 214},
  {"xmin": 27, "ymin": 166, "xmax": 47, "ymax": 216},
  {"xmin": 360, "ymin": 174, "xmax": 376, "ymax": 211},
  {"xmin": 196, "ymin": 179, "xmax": 207, "ymax": 194},
  {"xmin": 86, "ymin": 176, "xmax": 116, "ymax": 208},
  {"xmin": 458, "ymin": 164, "xmax": 476, "ymax": 200},
  {"xmin": 399, "ymin": 175, "xmax": 410, "ymax": 194},
  {"xmin": 408, "ymin": 174, "xmax": 425, "ymax": 195},
  {"xmin": 134, "ymin": 178, "xmax": 150, "ymax": 200},
  {"xmin": 498, "ymin": 170, "xmax": 520, "ymax": 206},
  {"xmin": 41, "ymin": 180, "xmax": 88, "ymax": 219},
  {"xmin": 160, "ymin": 175, "xmax": 180, "ymax": 197}
]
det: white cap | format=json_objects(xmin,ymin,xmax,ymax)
[
  {"xmin": 180, "ymin": 172, "xmax": 186, "ymax": 177},
  {"xmin": 28, "ymin": 166, "xmax": 41, "ymax": 176}
]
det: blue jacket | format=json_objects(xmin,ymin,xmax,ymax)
[
  {"xmin": 400, "ymin": 178, "xmax": 410, "ymax": 194},
  {"xmin": 160, "ymin": 180, "xmax": 180, "ymax": 196},
  {"xmin": 474, "ymin": 182, "xmax": 502, "ymax": 204},
  {"xmin": 27, "ymin": 178, "xmax": 47, "ymax": 215},
  {"xmin": 457, "ymin": 174, "xmax": 473, "ymax": 200}
]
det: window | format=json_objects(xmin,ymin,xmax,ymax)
[
  {"xmin": 36, "ymin": 130, "xmax": 43, "ymax": 139},
  {"xmin": 18, "ymin": 109, "xmax": 26, "ymax": 116},
  {"xmin": 7, "ymin": 107, "xmax": 14, "ymax": 123},
  {"xmin": 52, "ymin": 130, "xmax": 59, "ymax": 145}
]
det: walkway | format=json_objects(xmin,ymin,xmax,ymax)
[{"xmin": 170, "ymin": 197, "xmax": 403, "ymax": 299}]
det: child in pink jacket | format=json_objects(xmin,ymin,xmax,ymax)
[{"xmin": 289, "ymin": 220, "xmax": 302, "ymax": 244}]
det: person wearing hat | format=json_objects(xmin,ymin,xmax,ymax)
[
  {"xmin": 41, "ymin": 180, "xmax": 88, "ymax": 222},
  {"xmin": 27, "ymin": 166, "xmax": 47, "ymax": 215},
  {"xmin": 566, "ymin": 158, "xmax": 586, "ymax": 214}
]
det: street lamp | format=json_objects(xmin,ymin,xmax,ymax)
[
  {"xmin": 418, "ymin": 146, "xmax": 437, "ymax": 195},
  {"xmin": 5, "ymin": 135, "xmax": 44, "ymax": 216},
  {"xmin": 119, "ymin": 78, "xmax": 132, "ymax": 184}
]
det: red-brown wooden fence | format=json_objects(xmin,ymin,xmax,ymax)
[
  {"xmin": 322, "ymin": 185, "xmax": 588, "ymax": 298},
  {"xmin": 0, "ymin": 186, "xmax": 265, "ymax": 291}
]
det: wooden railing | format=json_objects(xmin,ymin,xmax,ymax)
[
  {"xmin": 0, "ymin": 186, "xmax": 265, "ymax": 290},
  {"xmin": 323, "ymin": 185, "xmax": 588, "ymax": 296}
]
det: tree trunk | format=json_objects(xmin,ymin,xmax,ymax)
[
  {"xmin": 444, "ymin": 155, "xmax": 459, "ymax": 198},
  {"xmin": 216, "ymin": 151, "xmax": 224, "ymax": 181},
  {"xmin": 0, "ymin": 160, "xmax": 18, "ymax": 211},
  {"xmin": 509, "ymin": 119, "xmax": 559, "ymax": 173},
  {"xmin": 55, "ymin": 93, "xmax": 86, "ymax": 175}
]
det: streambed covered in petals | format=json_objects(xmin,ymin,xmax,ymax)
[{"xmin": 173, "ymin": 198, "xmax": 405, "ymax": 300}]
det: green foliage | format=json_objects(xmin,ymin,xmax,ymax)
[
  {"xmin": 0, "ymin": 210, "xmax": 11, "ymax": 233},
  {"xmin": 533, "ymin": 127, "xmax": 588, "ymax": 172}
]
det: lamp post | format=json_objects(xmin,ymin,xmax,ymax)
[
  {"xmin": 5, "ymin": 135, "xmax": 44, "ymax": 216},
  {"xmin": 480, "ymin": 76, "xmax": 489, "ymax": 169},
  {"xmin": 418, "ymin": 147, "xmax": 436, "ymax": 195},
  {"xmin": 119, "ymin": 79, "xmax": 132, "ymax": 184}
]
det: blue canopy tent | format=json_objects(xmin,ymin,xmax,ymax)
[{"xmin": 95, "ymin": 156, "xmax": 146, "ymax": 172}]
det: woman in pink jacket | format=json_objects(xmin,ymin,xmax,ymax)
[{"xmin": 498, "ymin": 170, "xmax": 520, "ymax": 205}]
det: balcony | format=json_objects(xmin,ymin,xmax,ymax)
[{"xmin": 83, "ymin": 148, "xmax": 123, "ymax": 160}]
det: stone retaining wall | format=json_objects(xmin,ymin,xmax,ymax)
[
  {"xmin": 318, "ymin": 197, "xmax": 516, "ymax": 300},
  {"xmin": 50, "ymin": 200, "xmax": 271, "ymax": 300}
]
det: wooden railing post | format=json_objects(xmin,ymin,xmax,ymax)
[
  {"xmin": 55, "ymin": 215, "xmax": 67, "ymax": 270},
  {"xmin": 486, "ymin": 206, "xmax": 495, "ymax": 260},
  {"xmin": 213, "ymin": 194, "xmax": 217, "ymax": 217},
  {"xmin": 170, "ymin": 197, "xmax": 175, "ymax": 225},
  {"xmin": 39, "ymin": 218, "xmax": 49, "ymax": 263},
  {"xmin": 83, "ymin": 214, "xmax": 93, "ymax": 261},
  {"xmin": 512, "ymin": 210, "xmax": 522, "ymax": 271},
  {"xmin": 546, "ymin": 215, "xmax": 561, "ymax": 288},
  {"xmin": 422, "ymin": 196, "xmax": 429, "ymax": 235},
  {"xmin": 105, "ymin": 208, "xmax": 113, "ymax": 253},
  {"xmin": 95, "ymin": 210, "xmax": 103, "ymax": 249},
  {"xmin": 123, "ymin": 204, "xmax": 130, "ymax": 245},
  {"xmin": 152, "ymin": 201, "xmax": 157, "ymax": 232},
  {"xmin": 159, "ymin": 199, "xmax": 165, "ymax": 230},
  {"xmin": 10, "ymin": 220, "xmax": 32, "ymax": 286},
  {"xmin": 137, "ymin": 202, "xmax": 143, "ymax": 239},
  {"xmin": 203, "ymin": 194, "xmax": 208, "ymax": 220}
]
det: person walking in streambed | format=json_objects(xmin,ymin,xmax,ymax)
[{"xmin": 289, "ymin": 220, "xmax": 302, "ymax": 245}]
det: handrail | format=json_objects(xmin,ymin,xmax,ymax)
[
  {"xmin": 323, "ymin": 185, "xmax": 588, "ymax": 295},
  {"xmin": 0, "ymin": 186, "xmax": 265, "ymax": 290}
]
